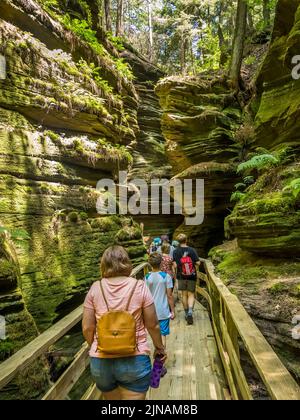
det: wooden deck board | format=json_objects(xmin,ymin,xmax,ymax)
[{"xmin": 148, "ymin": 301, "xmax": 227, "ymax": 400}]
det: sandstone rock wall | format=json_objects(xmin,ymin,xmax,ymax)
[{"xmin": 0, "ymin": 0, "xmax": 145, "ymax": 377}]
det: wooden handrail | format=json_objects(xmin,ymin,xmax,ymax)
[
  {"xmin": 198, "ymin": 259, "xmax": 300, "ymax": 401},
  {"xmin": 0, "ymin": 261, "xmax": 149, "ymax": 393}
]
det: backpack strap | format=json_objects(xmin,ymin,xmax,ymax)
[
  {"xmin": 125, "ymin": 279, "xmax": 139, "ymax": 311},
  {"xmin": 99, "ymin": 280, "xmax": 110, "ymax": 312}
]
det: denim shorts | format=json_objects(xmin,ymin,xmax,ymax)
[{"xmin": 90, "ymin": 355, "xmax": 152, "ymax": 393}]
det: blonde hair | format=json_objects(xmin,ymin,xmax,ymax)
[
  {"xmin": 101, "ymin": 245, "xmax": 132, "ymax": 278},
  {"xmin": 161, "ymin": 242, "xmax": 170, "ymax": 254},
  {"xmin": 177, "ymin": 233, "xmax": 187, "ymax": 244}
]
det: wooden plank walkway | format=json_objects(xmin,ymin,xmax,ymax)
[{"xmin": 148, "ymin": 301, "xmax": 229, "ymax": 400}]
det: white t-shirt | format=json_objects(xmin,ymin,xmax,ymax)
[{"xmin": 145, "ymin": 272, "xmax": 173, "ymax": 321}]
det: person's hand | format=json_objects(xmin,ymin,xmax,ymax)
[
  {"xmin": 154, "ymin": 346, "xmax": 167, "ymax": 363},
  {"xmin": 170, "ymin": 311, "xmax": 175, "ymax": 320}
]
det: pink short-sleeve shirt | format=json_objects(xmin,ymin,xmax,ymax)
[{"xmin": 84, "ymin": 276, "xmax": 154, "ymax": 358}]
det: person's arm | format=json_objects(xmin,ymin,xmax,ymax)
[
  {"xmin": 172, "ymin": 260, "xmax": 177, "ymax": 277},
  {"xmin": 143, "ymin": 303, "xmax": 166, "ymax": 361},
  {"xmin": 167, "ymin": 288, "xmax": 175, "ymax": 319},
  {"xmin": 82, "ymin": 307, "xmax": 96, "ymax": 346}
]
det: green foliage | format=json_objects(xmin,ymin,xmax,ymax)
[
  {"xmin": 244, "ymin": 55, "xmax": 256, "ymax": 66},
  {"xmin": 107, "ymin": 33, "xmax": 125, "ymax": 52},
  {"xmin": 243, "ymin": 176, "xmax": 255, "ymax": 185},
  {"xmin": 79, "ymin": 211, "xmax": 88, "ymax": 221},
  {"xmin": 269, "ymin": 282, "xmax": 288, "ymax": 295},
  {"xmin": 115, "ymin": 226, "xmax": 142, "ymax": 242},
  {"xmin": 0, "ymin": 227, "xmax": 30, "ymax": 247},
  {"xmin": 0, "ymin": 339, "xmax": 14, "ymax": 361},
  {"xmin": 237, "ymin": 154, "xmax": 279, "ymax": 174},
  {"xmin": 234, "ymin": 182, "xmax": 246, "ymax": 191},
  {"xmin": 230, "ymin": 191, "xmax": 245, "ymax": 203},
  {"xmin": 68, "ymin": 211, "xmax": 79, "ymax": 223},
  {"xmin": 61, "ymin": 16, "xmax": 106, "ymax": 56},
  {"xmin": 283, "ymin": 178, "xmax": 300, "ymax": 199},
  {"xmin": 196, "ymin": 27, "xmax": 221, "ymax": 72},
  {"xmin": 77, "ymin": 59, "xmax": 114, "ymax": 95},
  {"xmin": 44, "ymin": 130, "xmax": 59, "ymax": 143},
  {"xmin": 114, "ymin": 58, "xmax": 134, "ymax": 81}
]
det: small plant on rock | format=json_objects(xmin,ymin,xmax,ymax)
[
  {"xmin": 230, "ymin": 191, "xmax": 246, "ymax": 203},
  {"xmin": 283, "ymin": 178, "xmax": 300, "ymax": 199},
  {"xmin": 68, "ymin": 211, "xmax": 79, "ymax": 223},
  {"xmin": 237, "ymin": 153, "xmax": 279, "ymax": 175}
]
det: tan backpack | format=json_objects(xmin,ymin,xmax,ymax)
[{"xmin": 96, "ymin": 279, "xmax": 139, "ymax": 356}]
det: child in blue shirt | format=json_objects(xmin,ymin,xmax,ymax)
[{"xmin": 145, "ymin": 252, "xmax": 175, "ymax": 349}]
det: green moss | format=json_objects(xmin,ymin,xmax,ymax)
[
  {"xmin": 0, "ymin": 339, "xmax": 15, "ymax": 361},
  {"xmin": 90, "ymin": 217, "xmax": 118, "ymax": 232},
  {"xmin": 269, "ymin": 282, "xmax": 289, "ymax": 295},
  {"xmin": 39, "ymin": 184, "xmax": 51, "ymax": 194},
  {"xmin": 44, "ymin": 130, "xmax": 59, "ymax": 143},
  {"xmin": 115, "ymin": 226, "xmax": 142, "ymax": 242},
  {"xmin": 79, "ymin": 211, "xmax": 88, "ymax": 221},
  {"xmin": 68, "ymin": 212, "xmax": 79, "ymax": 223},
  {"xmin": 209, "ymin": 244, "xmax": 300, "ymax": 285}
]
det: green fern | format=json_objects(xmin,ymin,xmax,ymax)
[
  {"xmin": 283, "ymin": 178, "xmax": 300, "ymax": 199},
  {"xmin": 237, "ymin": 154, "xmax": 279, "ymax": 174},
  {"xmin": 234, "ymin": 183, "xmax": 246, "ymax": 190},
  {"xmin": 230, "ymin": 191, "xmax": 245, "ymax": 203},
  {"xmin": 243, "ymin": 175, "xmax": 255, "ymax": 185},
  {"xmin": 0, "ymin": 227, "xmax": 30, "ymax": 247}
]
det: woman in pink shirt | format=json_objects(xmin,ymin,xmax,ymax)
[{"xmin": 82, "ymin": 245, "xmax": 166, "ymax": 400}]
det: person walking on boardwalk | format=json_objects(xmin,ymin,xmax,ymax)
[
  {"xmin": 82, "ymin": 245, "xmax": 166, "ymax": 400},
  {"xmin": 145, "ymin": 252, "xmax": 175, "ymax": 349},
  {"xmin": 160, "ymin": 242, "xmax": 175, "ymax": 282},
  {"xmin": 172, "ymin": 234, "xmax": 200, "ymax": 325}
]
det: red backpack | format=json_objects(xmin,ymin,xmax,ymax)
[{"xmin": 180, "ymin": 252, "xmax": 195, "ymax": 277}]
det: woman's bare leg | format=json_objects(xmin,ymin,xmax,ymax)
[
  {"xmin": 102, "ymin": 388, "xmax": 122, "ymax": 400},
  {"xmin": 119, "ymin": 387, "xmax": 147, "ymax": 400}
]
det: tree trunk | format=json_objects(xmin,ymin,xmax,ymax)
[
  {"xmin": 104, "ymin": 0, "xmax": 112, "ymax": 33},
  {"xmin": 248, "ymin": 7, "xmax": 255, "ymax": 34},
  {"xmin": 116, "ymin": 0, "xmax": 124, "ymax": 36},
  {"xmin": 263, "ymin": 0, "xmax": 271, "ymax": 29},
  {"xmin": 148, "ymin": 0, "xmax": 153, "ymax": 61},
  {"xmin": 180, "ymin": 36, "xmax": 188, "ymax": 75},
  {"xmin": 229, "ymin": 0, "xmax": 248, "ymax": 89},
  {"xmin": 85, "ymin": 0, "xmax": 101, "ymax": 31}
]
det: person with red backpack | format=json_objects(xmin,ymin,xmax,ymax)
[{"xmin": 172, "ymin": 234, "xmax": 200, "ymax": 325}]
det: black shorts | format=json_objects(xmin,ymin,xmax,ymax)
[{"xmin": 178, "ymin": 279, "xmax": 196, "ymax": 293}]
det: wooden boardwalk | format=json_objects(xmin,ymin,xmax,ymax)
[{"xmin": 148, "ymin": 301, "xmax": 228, "ymax": 400}]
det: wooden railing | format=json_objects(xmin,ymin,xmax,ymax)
[
  {"xmin": 0, "ymin": 262, "xmax": 150, "ymax": 400},
  {"xmin": 196, "ymin": 260, "xmax": 300, "ymax": 401}
]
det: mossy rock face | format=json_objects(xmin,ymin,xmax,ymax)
[
  {"xmin": 226, "ymin": 163, "xmax": 300, "ymax": 256},
  {"xmin": 0, "ymin": 235, "xmax": 49, "ymax": 399},
  {"xmin": 0, "ymin": 17, "xmax": 137, "ymax": 144},
  {"xmin": 0, "ymin": 1, "xmax": 147, "ymax": 399},
  {"xmin": 155, "ymin": 75, "xmax": 242, "ymax": 173},
  {"xmin": 254, "ymin": 0, "xmax": 300, "ymax": 151}
]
